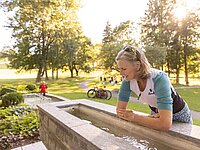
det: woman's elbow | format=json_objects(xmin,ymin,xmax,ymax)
[
  {"xmin": 160, "ymin": 121, "xmax": 172, "ymax": 131},
  {"xmin": 158, "ymin": 110, "xmax": 173, "ymax": 131}
]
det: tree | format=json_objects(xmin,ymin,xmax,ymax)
[
  {"xmin": 102, "ymin": 21, "xmax": 113, "ymax": 43},
  {"xmin": 145, "ymin": 46, "xmax": 167, "ymax": 69},
  {"xmin": 100, "ymin": 20, "xmax": 137, "ymax": 71},
  {"xmin": 178, "ymin": 10, "xmax": 200, "ymax": 85},
  {"xmin": 74, "ymin": 36, "xmax": 92, "ymax": 76},
  {"xmin": 140, "ymin": 0, "xmax": 200, "ymax": 84},
  {"xmin": 141, "ymin": 0, "xmax": 174, "ymax": 46},
  {"xmin": 140, "ymin": 0, "xmax": 176, "ymax": 73},
  {"xmin": 1, "ymin": 0, "xmax": 81, "ymax": 82}
]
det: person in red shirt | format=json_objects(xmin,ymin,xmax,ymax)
[{"xmin": 39, "ymin": 81, "xmax": 48, "ymax": 96}]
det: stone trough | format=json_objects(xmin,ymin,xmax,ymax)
[
  {"xmin": 23, "ymin": 93, "xmax": 63, "ymax": 107},
  {"xmin": 37, "ymin": 95, "xmax": 200, "ymax": 150}
]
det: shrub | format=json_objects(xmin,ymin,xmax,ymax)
[
  {"xmin": 0, "ymin": 106, "xmax": 39, "ymax": 149},
  {"xmin": 17, "ymin": 85, "xmax": 27, "ymax": 91},
  {"xmin": 0, "ymin": 88, "xmax": 16, "ymax": 97},
  {"xmin": 2, "ymin": 92, "xmax": 24, "ymax": 107},
  {"xmin": 26, "ymin": 84, "xmax": 37, "ymax": 91},
  {"xmin": 26, "ymin": 84, "xmax": 38, "ymax": 93}
]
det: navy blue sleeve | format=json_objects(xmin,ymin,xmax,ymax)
[
  {"xmin": 153, "ymin": 72, "xmax": 173, "ymax": 110},
  {"xmin": 118, "ymin": 79, "xmax": 131, "ymax": 102}
]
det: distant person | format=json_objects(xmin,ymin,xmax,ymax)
[
  {"xmin": 39, "ymin": 81, "xmax": 48, "ymax": 96},
  {"xmin": 115, "ymin": 45, "xmax": 192, "ymax": 131},
  {"xmin": 100, "ymin": 76, "xmax": 103, "ymax": 81},
  {"xmin": 115, "ymin": 80, "xmax": 118, "ymax": 85}
]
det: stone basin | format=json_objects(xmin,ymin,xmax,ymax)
[{"xmin": 37, "ymin": 96, "xmax": 200, "ymax": 150}]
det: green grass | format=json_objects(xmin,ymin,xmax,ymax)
[
  {"xmin": 176, "ymin": 88, "xmax": 200, "ymax": 112},
  {"xmin": 0, "ymin": 76, "xmax": 200, "ymax": 126},
  {"xmin": 0, "ymin": 77, "xmax": 199, "ymax": 112},
  {"xmin": 0, "ymin": 78, "xmax": 36, "ymax": 87},
  {"xmin": 193, "ymin": 119, "xmax": 200, "ymax": 126},
  {"xmin": 1, "ymin": 77, "xmax": 199, "ymax": 112}
]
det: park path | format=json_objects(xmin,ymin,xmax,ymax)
[{"xmin": 79, "ymin": 80, "xmax": 200, "ymax": 120}]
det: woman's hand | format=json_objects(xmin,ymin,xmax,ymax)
[
  {"xmin": 117, "ymin": 109, "xmax": 134, "ymax": 121},
  {"xmin": 148, "ymin": 113, "xmax": 160, "ymax": 118}
]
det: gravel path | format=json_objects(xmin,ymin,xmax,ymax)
[{"xmin": 79, "ymin": 80, "xmax": 200, "ymax": 120}]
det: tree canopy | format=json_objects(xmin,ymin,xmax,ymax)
[
  {"xmin": 140, "ymin": 0, "xmax": 200, "ymax": 84},
  {"xmin": 0, "ymin": 0, "xmax": 199, "ymax": 84},
  {"xmin": 0, "ymin": 0, "xmax": 93, "ymax": 82}
]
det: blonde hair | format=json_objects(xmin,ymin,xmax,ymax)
[{"xmin": 115, "ymin": 46, "xmax": 151, "ymax": 79}]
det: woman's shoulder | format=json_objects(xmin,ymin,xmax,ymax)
[
  {"xmin": 150, "ymin": 69, "xmax": 170, "ymax": 87},
  {"xmin": 121, "ymin": 78, "xmax": 131, "ymax": 85},
  {"xmin": 150, "ymin": 68, "xmax": 166, "ymax": 79}
]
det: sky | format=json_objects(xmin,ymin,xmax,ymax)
[
  {"xmin": 0, "ymin": 0, "xmax": 199, "ymax": 50},
  {"xmin": 77, "ymin": 0, "xmax": 148, "ymax": 43},
  {"xmin": 0, "ymin": 9, "xmax": 14, "ymax": 50},
  {"xmin": 0, "ymin": 0, "xmax": 148, "ymax": 50}
]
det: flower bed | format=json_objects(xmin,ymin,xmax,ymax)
[{"xmin": 0, "ymin": 105, "xmax": 40, "ymax": 149}]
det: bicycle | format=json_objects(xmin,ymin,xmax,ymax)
[{"xmin": 87, "ymin": 86, "xmax": 112, "ymax": 100}]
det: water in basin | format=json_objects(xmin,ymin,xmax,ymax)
[
  {"xmin": 24, "ymin": 94, "xmax": 61, "ymax": 106},
  {"xmin": 63, "ymin": 105, "xmax": 178, "ymax": 150}
]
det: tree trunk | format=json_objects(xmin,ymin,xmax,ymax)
[
  {"xmin": 52, "ymin": 68, "xmax": 54, "ymax": 80},
  {"xmin": 176, "ymin": 69, "xmax": 179, "ymax": 84},
  {"xmin": 74, "ymin": 66, "xmax": 79, "ymax": 76},
  {"xmin": 175, "ymin": 46, "xmax": 181, "ymax": 84},
  {"xmin": 36, "ymin": 67, "xmax": 43, "ymax": 83},
  {"xmin": 184, "ymin": 57, "xmax": 189, "ymax": 85},
  {"xmin": 76, "ymin": 69, "xmax": 78, "ymax": 76},
  {"xmin": 167, "ymin": 62, "xmax": 170, "ymax": 77},
  {"xmin": 56, "ymin": 68, "xmax": 59, "ymax": 80},
  {"xmin": 166, "ymin": 48, "xmax": 171, "ymax": 77},
  {"xmin": 183, "ymin": 43, "xmax": 189, "ymax": 85},
  {"xmin": 45, "ymin": 69, "xmax": 49, "ymax": 80},
  {"xmin": 69, "ymin": 61, "xmax": 74, "ymax": 78},
  {"xmin": 70, "ymin": 69, "xmax": 74, "ymax": 78}
]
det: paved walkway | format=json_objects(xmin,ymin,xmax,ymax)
[
  {"xmin": 79, "ymin": 80, "xmax": 200, "ymax": 120},
  {"xmin": 12, "ymin": 141, "xmax": 47, "ymax": 150}
]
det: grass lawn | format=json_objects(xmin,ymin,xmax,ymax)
[
  {"xmin": 176, "ymin": 88, "xmax": 200, "ymax": 112},
  {"xmin": 0, "ymin": 76, "xmax": 199, "ymax": 126}
]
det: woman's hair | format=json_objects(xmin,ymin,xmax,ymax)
[{"xmin": 115, "ymin": 45, "xmax": 151, "ymax": 79}]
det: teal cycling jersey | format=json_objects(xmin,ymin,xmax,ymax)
[{"xmin": 118, "ymin": 68, "xmax": 185, "ymax": 113}]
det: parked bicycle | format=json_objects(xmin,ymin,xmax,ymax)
[{"xmin": 87, "ymin": 86, "xmax": 112, "ymax": 100}]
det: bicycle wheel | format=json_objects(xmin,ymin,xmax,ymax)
[
  {"xmin": 106, "ymin": 90, "xmax": 112, "ymax": 100},
  {"xmin": 100, "ymin": 90, "xmax": 108, "ymax": 100},
  {"xmin": 87, "ymin": 89, "xmax": 96, "ymax": 98}
]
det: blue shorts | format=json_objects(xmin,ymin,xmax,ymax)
[{"xmin": 173, "ymin": 103, "xmax": 192, "ymax": 124}]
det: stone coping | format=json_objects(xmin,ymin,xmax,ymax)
[
  {"xmin": 52, "ymin": 99, "xmax": 200, "ymax": 142},
  {"xmin": 38, "ymin": 97, "xmax": 200, "ymax": 149}
]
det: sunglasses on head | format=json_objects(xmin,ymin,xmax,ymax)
[
  {"xmin": 123, "ymin": 45, "xmax": 141, "ymax": 61},
  {"xmin": 123, "ymin": 46, "xmax": 135, "ymax": 53}
]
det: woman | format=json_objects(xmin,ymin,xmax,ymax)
[{"xmin": 115, "ymin": 45, "xmax": 192, "ymax": 131}]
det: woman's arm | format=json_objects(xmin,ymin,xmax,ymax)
[
  {"xmin": 133, "ymin": 109, "xmax": 172, "ymax": 131},
  {"xmin": 118, "ymin": 108, "xmax": 172, "ymax": 131},
  {"xmin": 116, "ymin": 79, "xmax": 131, "ymax": 115},
  {"xmin": 116, "ymin": 77, "xmax": 173, "ymax": 130},
  {"xmin": 116, "ymin": 100, "xmax": 128, "ymax": 116}
]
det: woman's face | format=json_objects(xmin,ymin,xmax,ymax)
[{"xmin": 117, "ymin": 60, "xmax": 138, "ymax": 81}]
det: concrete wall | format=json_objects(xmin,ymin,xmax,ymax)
[
  {"xmin": 39, "ymin": 108, "xmax": 100, "ymax": 150},
  {"xmin": 38, "ymin": 101, "xmax": 137, "ymax": 150},
  {"xmin": 38, "ymin": 98, "xmax": 200, "ymax": 150}
]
